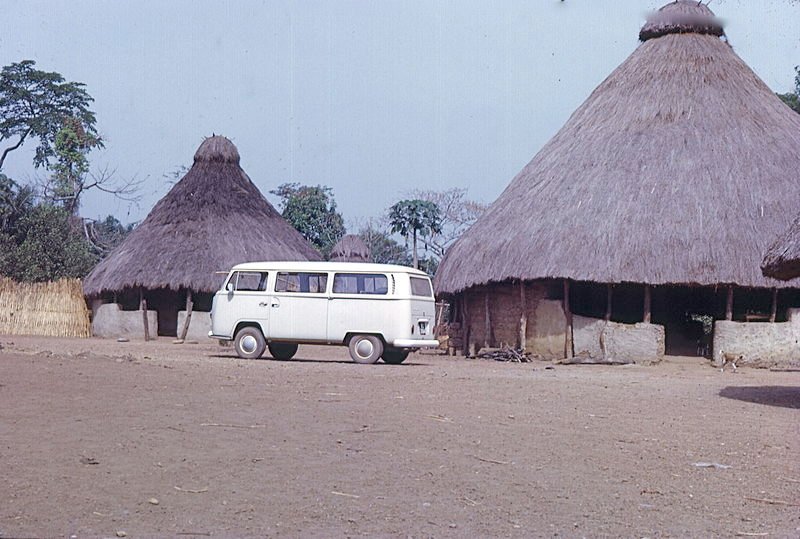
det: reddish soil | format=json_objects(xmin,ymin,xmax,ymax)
[{"xmin": 1, "ymin": 336, "xmax": 799, "ymax": 538}]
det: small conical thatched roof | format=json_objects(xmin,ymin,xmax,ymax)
[
  {"xmin": 329, "ymin": 234, "xmax": 370, "ymax": 262},
  {"xmin": 436, "ymin": 1, "xmax": 800, "ymax": 295},
  {"xmin": 83, "ymin": 136, "xmax": 321, "ymax": 296},
  {"xmin": 762, "ymin": 221, "xmax": 800, "ymax": 281}
]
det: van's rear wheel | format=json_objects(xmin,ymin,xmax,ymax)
[
  {"xmin": 268, "ymin": 343, "xmax": 298, "ymax": 361},
  {"xmin": 234, "ymin": 326, "xmax": 266, "ymax": 359},
  {"xmin": 348, "ymin": 335, "xmax": 383, "ymax": 364},
  {"xmin": 382, "ymin": 347, "xmax": 409, "ymax": 364}
]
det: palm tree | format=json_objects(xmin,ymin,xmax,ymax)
[{"xmin": 388, "ymin": 199, "xmax": 442, "ymax": 270}]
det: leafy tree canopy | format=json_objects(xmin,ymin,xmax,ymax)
[
  {"xmin": 2, "ymin": 204, "xmax": 96, "ymax": 282},
  {"xmin": 358, "ymin": 220, "xmax": 411, "ymax": 266},
  {"xmin": 271, "ymin": 182, "xmax": 345, "ymax": 257},
  {"xmin": 0, "ymin": 60, "xmax": 101, "ymax": 171},
  {"xmin": 388, "ymin": 199, "xmax": 442, "ymax": 270}
]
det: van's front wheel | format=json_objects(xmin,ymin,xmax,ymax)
[
  {"xmin": 234, "ymin": 326, "xmax": 266, "ymax": 359},
  {"xmin": 382, "ymin": 347, "xmax": 409, "ymax": 364},
  {"xmin": 348, "ymin": 335, "xmax": 383, "ymax": 364},
  {"xmin": 268, "ymin": 343, "xmax": 298, "ymax": 360}
]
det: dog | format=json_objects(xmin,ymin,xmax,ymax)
[{"xmin": 719, "ymin": 350, "xmax": 743, "ymax": 373}]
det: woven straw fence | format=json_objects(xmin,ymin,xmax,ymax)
[{"xmin": 0, "ymin": 278, "xmax": 90, "ymax": 338}]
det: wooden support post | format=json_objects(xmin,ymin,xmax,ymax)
[
  {"xmin": 563, "ymin": 279, "xmax": 573, "ymax": 359},
  {"xmin": 140, "ymin": 288, "xmax": 150, "ymax": 341},
  {"xmin": 179, "ymin": 289, "xmax": 194, "ymax": 341},
  {"xmin": 643, "ymin": 285, "xmax": 651, "ymax": 324},
  {"xmin": 484, "ymin": 290, "xmax": 492, "ymax": 349},
  {"xmin": 462, "ymin": 293, "xmax": 471, "ymax": 357},
  {"xmin": 519, "ymin": 280, "xmax": 527, "ymax": 351},
  {"xmin": 605, "ymin": 283, "xmax": 612, "ymax": 321},
  {"xmin": 770, "ymin": 288, "xmax": 778, "ymax": 323},
  {"xmin": 726, "ymin": 286, "xmax": 733, "ymax": 321}
]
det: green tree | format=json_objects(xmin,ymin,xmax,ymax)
[
  {"xmin": 271, "ymin": 183, "xmax": 346, "ymax": 257},
  {"xmin": 407, "ymin": 187, "xmax": 487, "ymax": 258},
  {"xmin": 358, "ymin": 220, "xmax": 411, "ymax": 266},
  {"xmin": 84, "ymin": 214, "xmax": 134, "ymax": 256},
  {"xmin": 45, "ymin": 117, "xmax": 101, "ymax": 215},
  {"xmin": 3, "ymin": 204, "xmax": 96, "ymax": 282},
  {"xmin": 0, "ymin": 173, "xmax": 35, "ymax": 234},
  {"xmin": 777, "ymin": 66, "xmax": 800, "ymax": 114},
  {"xmin": 388, "ymin": 199, "xmax": 442, "ymax": 270},
  {"xmin": 0, "ymin": 60, "xmax": 100, "ymax": 171}
]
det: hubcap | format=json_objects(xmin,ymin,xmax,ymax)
[
  {"xmin": 355, "ymin": 339, "xmax": 374, "ymax": 358},
  {"xmin": 240, "ymin": 334, "xmax": 257, "ymax": 354}
]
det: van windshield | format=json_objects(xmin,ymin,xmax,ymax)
[
  {"xmin": 332, "ymin": 273, "xmax": 388, "ymax": 295},
  {"xmin": 410, "ymin": 276, "xmax": 433, "ymax": 297}
]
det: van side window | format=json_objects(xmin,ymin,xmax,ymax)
[
  {"xmin": 332, "ymin": 273, "xmax": 389, "ymax": 295},
  {"xmin": 410, "ymin": 276, "xmax": 433, "ymax": 297},
  {"xmin": 275, "ymin": 272, "xmax": 328, "ymax": 293},
  {"xmin": 230, "ymin": 271, "xmax": 268, "ymax": 291}
]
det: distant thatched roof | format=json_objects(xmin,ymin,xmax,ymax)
[
  {"xmin": 329, "ymin": 234, "xmax": 370, "ymax": 262},
  {"xmin": 762, "ymin": 220, "xmax": 800, "ymax": 281},
  {"xmin": 83, "ymin": 136, "xmax": 321, "ymax": 296},
  {"xmin": 436, "ymin": 1, "xmax": 800, "ymax": 295}
]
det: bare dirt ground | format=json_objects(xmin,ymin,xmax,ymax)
[{"xmin": 1, "ymin": 336, "xmax": 799, "ymax": 539}]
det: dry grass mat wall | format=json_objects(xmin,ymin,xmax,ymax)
[{"xmin": 0, "ymin": 278, "xmax": 90, "ymax": 338}]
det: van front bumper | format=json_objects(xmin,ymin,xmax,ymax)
[{"xmin": 392, "ymin": 338, "xmax": 440, "ymax": 349}]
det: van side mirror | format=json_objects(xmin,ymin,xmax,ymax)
[{"xmin": 226, "ymin": 282, "xmax": 234, "ymax": 292}]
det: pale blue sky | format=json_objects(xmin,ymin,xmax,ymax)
[{"xmin": 2, "ymin": 1, "xmax": 799, "ymax": 229}]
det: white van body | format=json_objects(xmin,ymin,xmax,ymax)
[{"xmin": 209, "ymin": 261, "xmax": 438, "ymax": 364}]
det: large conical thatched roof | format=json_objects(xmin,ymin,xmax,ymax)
[
  {"xmin": 436, "ymin": 1, "xmax": 800, "ymax": 295},
  {"xmin": 329, "ymin": 234, "xmax": 370, "ymax": 262},
  {"xmin": 83, "ymin": 136, "xmax": 321, "ymax": 296}
]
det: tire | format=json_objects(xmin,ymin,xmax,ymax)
[
  {"xmin": 348, "ymin": 334, "xmax": 383, "ymax": 364},
  {"xmin": 234, "ymin": 326, "xmax": 266, "ymax": 359},
  {"xmin": 268, "ymin": 342, "xmax": 298, "ymax": 361},
  {"xmin": 382, "ymin": 347, "xmax": 409, "ymax": 364}
]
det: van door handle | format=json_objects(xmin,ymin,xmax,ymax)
[{"xmin": 258, "ymin": 302, "xmax": 268, "ymax": 307}]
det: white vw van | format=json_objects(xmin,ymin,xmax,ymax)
[{"xmin": 209, "ymin": 261, "xmax": 439, "ymax": 364}]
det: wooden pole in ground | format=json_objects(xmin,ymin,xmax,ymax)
[
  {"xmin": 484, "ymin": 289, "xmax": 492, "ymax": 349},
  {"xmin": 563, "ymin": 279, "xmax": 573, "ymax": 359},
  {"xmin": 605, "ymin": 283, "xmax": 612, "ymax": 321},
  {"xmin": 726, "ymin": 286, "xmax": 734, "ymax": 321},
  {"xmin": 770, "ymin": 288, "xmax": 778, "ymax": 323},
  {"xmin": 519, "ymin": 280, "xmax": 527, "ymax": 351},
  {"xmin": 462, "ymin": 292, "xmax": 472, "ymax": 357},
  {"xmin": 179, "ymin": 289, "xmax": 194, "ymax": 341},
  {"xmin": 140, "ymin": 288, "xmax": 150, "ymax": 341},
  {"xmin": 643, "ymin": 285, "xmax": 651, "ymax": 323}
]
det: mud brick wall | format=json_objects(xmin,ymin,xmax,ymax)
[
  {"xmin": 712, "ymin": 310, "xmax": 800, "ymax": 369},
  {"xmin": 177, "ymin": 311, "xmax": 212, "ymax": 341},
  {"xmin": 91, "ymin": 303, "xmax": 158, "ymax": 339},
  {"xmin": 460, "ymin": 281, "xmax": 566, "ymax": 360},
  {"xmin": 574, "ymin": 316, "xmax": 665, "ymax": 365}
]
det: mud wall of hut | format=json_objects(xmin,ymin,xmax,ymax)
[
  {"xmin": 458, "ymin": 281, "xmax": 566, "ymax": 359},
  {"xmin": 455, "ymin": 280, "xmax": 666, "ymax": 363},
  {"xmin": 712, "ymin": 308, "xmax": 800, "ymax": 368},
  {"xmin": 91, "ymin": 303, "xmax": 158, "ymax": 339}
]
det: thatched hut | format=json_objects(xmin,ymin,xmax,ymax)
[
  {"xmin": 83, "ymin": 135, "xmax": 321, "ymax": 339},
  {"xmin": 436, "ymin": 1, "xmax": 800, "ymax": 365},
  {"xmin": 329, "ymin": 234, "xmax": 370, "ymax": 262}
]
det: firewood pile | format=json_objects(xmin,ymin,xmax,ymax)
[{"xmin": 477, "ymin": 346, "xmax": 531, "ymax": 363}]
